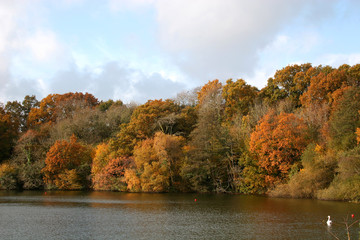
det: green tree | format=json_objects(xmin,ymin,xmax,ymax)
[
  {"xmin": 0, "ymin": 105, "xmax": 18, "ymax": 162},
  {"xmin": 329, "ymin": 86, "xmax": 360, "ymax": 151}
]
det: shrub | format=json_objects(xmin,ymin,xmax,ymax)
[
  {"xmin": 0, "ymin": 163, "xmax": 19, "ymax": 190},
  {"xmin": 18, "ymin": 162, "xmax": 44, "ymax": 190},
  {"xmin": 270, "ymin": 145, "xmax": 336, "ymax": 198},
  {"xmin": 317, "ymin": 147, "xmax": 360, "ymax": 201},
  {"xmin": 92, "ymin": 157, "xmax": 132, "ymax": 191}
]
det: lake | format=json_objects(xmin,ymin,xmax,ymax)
[{"xmin": 0, "ymin": 191, "xmax": 359, "ymax": 240}]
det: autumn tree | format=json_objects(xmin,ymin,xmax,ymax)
[
  {"xmin": 272, "ymin": 63, "xmax": 312, "ymax": 102},
  {"xmin": 259, "ymin": 64, "xmax": 315, "ymax": 106},
  {"xmin": 197, "ymin": 79, "xmax": 222, "ymax": 105},
  {"xmin": 181, "ymin": 80, "xmax": 230, "ymax": 192},
  {"xmin": 299, "ymin": 65, "xmax": 359, "ymax": 108},
  {"xmin": 92, "ymin": 156, "xmax": 133, "ymax": 191},
  {"xmin": 91, "ymin": 142, "xmax": 135, "ymax": 191},
  {"xmin": 133, "ymin": 132, "xmax": 185, "ymax": 192},
  {"xmin": 42, "ymin": 135, "xmax": 92, "ymax": 190},
  {"xmin": 28, "ymin": 92, "xmax": 98, "ymax": 127},
  {"xmin": 111, "ymin": 99, "xmax": 182, "ymax": 156},
  {"xmin": 92, "ymin": 143, "xmax": 112, "ymax": 177},
  {"xmin": 153, "ymin": 132, "xmax": 185, "ymax": 189},
  {"xmin": 222, "ymin": 78, "xmax": 258, "ymax": 120},
  {"xmin": 250, "ymin": 111, "xmax": 309, "ymax": 187}
]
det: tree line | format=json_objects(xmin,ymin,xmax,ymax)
[{"xmin": 1, "ymin": 63, "xmax": 360, "ymax": 201}]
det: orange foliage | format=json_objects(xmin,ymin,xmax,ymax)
[
  {"xmin": 300, "ymin": 67, "xmax": 353, "ymax": 108},
  {"xmin": 273, "ymin": 63, "xmax": 312, "ymax": 98},
  {"xmin": 250, "ymin": 111, "xmax": 309, "ymax": 186},
  {"xmin": 92, "ymin": 157, "xmax": 133, "ymax": 191},
  {"xmin": 42, "ymin": 135, "xmax": 92, "ymax": 189},
  {"xmin": 197, "ymin": 79, "xmax": 222, "ymax": 105},
  {"xmin": 124, "ymin": 168, "xmax": 141, "ymax": 192},
  {"xmin": 111, "ymin": 99, "xmax": 180, "ymax": 156},
  {"xmin": 28, "ymin": 92, "xmax": 98, "ymax": 127}
]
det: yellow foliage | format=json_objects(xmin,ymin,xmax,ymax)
[
  {"xmin": 314, "ymin": 144, "xmax": 323, "ymax": 153},
  {"xmin": 0, "ymin": 163, "xmax": 17, "ymax": 175},
  {"xmin": 124, "ymin": 168, "xmax": 141, "ymax": 192},
  {"xmin": 0, "ymin": 163, "xmax": 18, "ymax": 190},
  {"xmin": 92, "ymin": 143, "xmax": 111, "ymax": 176},
  {"xmin": 55, "ymin": 169, "xmax": 82, "ymax": 190}
]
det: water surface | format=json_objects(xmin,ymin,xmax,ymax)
[{"xmin": 0, "ymin": 191, "xmax": 359, "ymax": 239}]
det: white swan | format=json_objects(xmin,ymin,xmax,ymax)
[{"xmin": 327, "ymin": 216, "xmax": 332, "ymax": 226}]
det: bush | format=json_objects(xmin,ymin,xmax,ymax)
[
  {"xmin": 270, "ymin": 145, "xmax": 336, "ymax": 198},
  {"xmin": 92, "ymin": 157, "xmax": 132, "ymax": 191},
  {"xmin": 42, "ymin": 135, "xmax": 92, "ymax": 190},
  {"xmin": 0, "ymin": 163, "xmax": 19, "ymax": 190},
  {"xmin": 317, "ymin": 175, "xmax": 360, "ymax": 202},
  {"xmin": 317, "ymin": 147, "xmax": 360, "ymax": 201},
  {"xmin": 18, "ymin": 162, "xmax": 44, "ymax": 190}
]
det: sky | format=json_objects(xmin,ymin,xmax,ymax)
[{"xmin": 1, "ymin": 0, "xmax": 360, "ymax": 104}]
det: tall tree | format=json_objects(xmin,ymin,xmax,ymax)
[
  {"xmin": 181, "ymin": 80, "xmax": 229, "ymax": 192},
  {"xmin": 5, "ymin": 95, "xmax": 39, "ymax": 132},
  {"xmin": 329, "ymin": 86, "xmax": 360, "ymax": 151}
]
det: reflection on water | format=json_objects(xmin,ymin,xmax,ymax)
[{"xmin": 0, "ymin": 191, "xmax": 359, "ymax": 239}]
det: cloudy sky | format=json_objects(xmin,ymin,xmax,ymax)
[{"xmin": 1, "ymin": 0, "xmax": 360, "ymax": 103}]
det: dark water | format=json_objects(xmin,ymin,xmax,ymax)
[{"xmin": 0, "ymin": 191, "xmax": 359, "ymax": 240}]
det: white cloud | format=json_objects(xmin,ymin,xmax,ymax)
[
  {"xmin": 2, "ymin": 0, "xmax": 359, "ymax": 104},
  {"xmin": 25, "ymin": 30, "xmax": 63, "ymax": 62},
  {"xmin": 0, "ymin": 1, "xmax": 26, "ymax": 87},
  {"xmin": 50, "ymin": 61, "xmax": 186, "ymax": 103},
  {"xmin": 152, "ymin": 0, "xmax": 339, "ymax": 83},
  {"xmin": 0, "ymin": 0, "xmax": 70, "ymax": 103}
]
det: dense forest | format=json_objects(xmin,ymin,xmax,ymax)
[{"xmin": 1, "ymin": 63, "xmax": 360, "ymax": 202}]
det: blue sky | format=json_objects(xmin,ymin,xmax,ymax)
[{"xmin": 1, "ymin": 0, "xmax": 360, "ymax": 104}]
